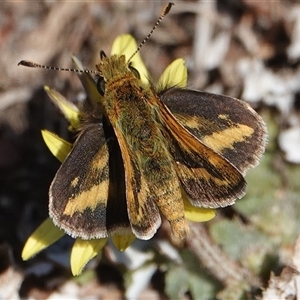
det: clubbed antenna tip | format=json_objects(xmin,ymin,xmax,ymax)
[
  {"xmin": 18, "ymin": 60, "xmax": 98, "ymax": 74},
  {"xmin": 128, "ymin": 2, "xmax": 174, "ymax": 62}
]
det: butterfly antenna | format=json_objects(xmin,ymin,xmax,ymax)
[
  {"xmin": 18, "ymin": 60, "xmax": 98, "ymax": 75},
  {"xmin": 128, "ymin": 2, "xmax": 174, "ymax": 63},
  {"xmin": 19, "ymin": 3, "xmax": 174, "ymax": 71}
]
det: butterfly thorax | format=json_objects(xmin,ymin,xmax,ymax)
[{"xmin": 98, "ymin": 55, "xmax": 167, "ymax": 164}]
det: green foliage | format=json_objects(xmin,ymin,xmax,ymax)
[{"xmin": 165, "ymin": 250, "xmax": 220, "ymax": 299}]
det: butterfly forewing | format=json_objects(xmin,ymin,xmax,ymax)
[
  {"xmin": 161, "ymin": 88, "xmax": 267, "ymax": 175},
  {"xmin": 148, "ymin": 95, "xmax": 247, "ymax": 208},
  {"xmin": 113, "ymin": 130, "xmax": 162, "ymax": 239},
  {"xmin": 102, "ymin": 118, "xmax": 132, "ymax": 236}
]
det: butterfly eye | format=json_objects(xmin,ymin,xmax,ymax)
[
  {"xmin": 95, "ymin": 75, "xmax": 105, "ymax": 96},
  {"xmin": 129, "ymin": 65, "xmax": 140, "ymax": 79},
  {"xmin": 100, "ymin": 50, "xmax": 107, "ymax": 60}
]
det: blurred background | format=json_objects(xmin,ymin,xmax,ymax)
[{"xmin": 1, "ymin": 1, "xmax": 300, "ymax": 299}]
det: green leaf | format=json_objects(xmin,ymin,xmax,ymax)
[
  {"xmin": 210, "ymin": 218, "xmax": 270, "ymax": 273},
  {"xmin": 165, "ymin": 250, "xmax": 219, "ymax": 299},
  {"xmin": 165, "ymin": 265, "xmax": 189, "ymax": 299},
  {"xmin": 181, "ymin": 250, "xmax": 220, "ymax": 299}
]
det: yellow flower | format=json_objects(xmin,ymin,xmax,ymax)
[{"xmin": 22, "ymin": 34, "xmax": 216, "ymax": 276}]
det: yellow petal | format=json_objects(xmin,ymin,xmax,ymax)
[
  {"xmin": 111, "ymin": 34, "xmax": 149, "ymax": 84},
  {"xmin": 183, "ymin": 197, "xmax": 216, "ymax": 222},
  {"xmin": 41, "ymin": 130, "xmax": 72, "ymax": 163},
  {"xmin": 70, "ymin": 238, "xmax": 107, "ymax": 276},
  {"xmin": 44, "ymin": 86, "xmax": 80, "ymax": 130},
  {"xmin": 22, "ymin": 218, "xmax": 64, "ymax": 260},
  {"xmin": 158, "ymin": 58, "xmax": 187, "ymax": 89},
  {"xmin": 112, "ymin": 234, "xmax": 136, "ymax": 252}
]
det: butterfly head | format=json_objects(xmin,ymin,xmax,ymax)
[{"xmin": 95, "ymin": 51, "xmax": 141, "ymax": 96}]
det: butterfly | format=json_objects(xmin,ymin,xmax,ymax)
[{"xmin": 18, "ymin": 3, "xmax": 267, "ymax": 241}]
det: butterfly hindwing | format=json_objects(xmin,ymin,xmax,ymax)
[
  {"xmin": 49, "ymin": 123, "xmax": 109, "ymax": 239},
  {"xmin": 49, "ymin": 121, "xmax": 131, "ymax": 239}
]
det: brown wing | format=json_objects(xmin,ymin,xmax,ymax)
[
  {"xmin": 160, "ymin": 88, "xmax": 267, "ymax": 175},
  {"xmin": 49, "ymin": 121, "xmax": 131, "ymax": 239},
  {"xmin": 112, "ymin": 123, "xmax": 162, "ymax": 240},
  {"xmin": 148, "ymin": 93, "xmax": 247, "ymax": 209}
]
